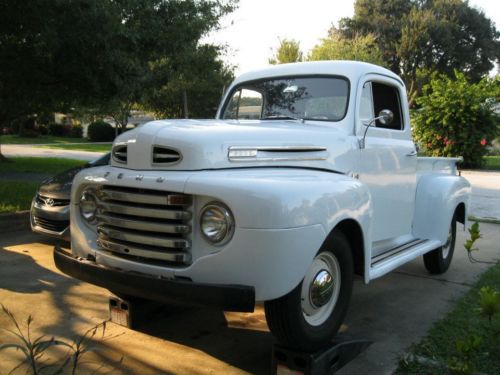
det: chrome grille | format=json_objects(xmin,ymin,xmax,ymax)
[
  {"xmin": 152, "ymin": 146, "xmax": 182, "ymax": 165},
  {"xmin": 95, "ymin": 185, "xmax": 192, "ymax": 266},
  {"xmin": 112, "ymin": 144, "xmax": 127, "ymax": 163}
]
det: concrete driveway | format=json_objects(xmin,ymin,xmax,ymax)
[{"xmin": 1, "ymin": 224, "xmax": 498, "ymax": 374}]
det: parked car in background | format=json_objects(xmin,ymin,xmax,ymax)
[{"xmin": 30, "ymin": 153, "xmax": 110, "ymax": 241}]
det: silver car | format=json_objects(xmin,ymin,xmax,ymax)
[{"xmin": 30, "ymin": 153, "xmax": 110, "ymax": 241}]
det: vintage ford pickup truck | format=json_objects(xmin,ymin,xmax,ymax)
[{"xmin": 54, "ymin": 61, "xmax": 470, "ymax": 350}]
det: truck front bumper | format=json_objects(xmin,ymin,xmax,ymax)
[{"xmin": 54, "ymin": 246, "xmax": 255, "ymax": 312}]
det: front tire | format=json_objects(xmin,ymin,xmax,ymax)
[
  {"xmin": 423, "ymin": 214, "xmax": 457, "ymax": 274},
  {"xmin": 264, "ymin": 230, "xmax": 353, "ymax": 351}
]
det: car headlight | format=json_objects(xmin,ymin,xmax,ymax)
[
  {"xmin": 79, "ymin": 188, "xmax": 98, "ymax": 223},
  {"xmin": 200, "ymin": 202, "xmax": 234, "ymax": 245}
]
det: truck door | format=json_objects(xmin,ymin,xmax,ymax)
[{"xmin": 354, "ymin": 75, "xmax": 417, "ymax": 253}]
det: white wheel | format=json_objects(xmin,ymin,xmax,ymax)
[{"xmin": 301, "ymin": 252, "xmax": 341, "ymax": 326}]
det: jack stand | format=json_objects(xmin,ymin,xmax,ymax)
[
  {"xmin": 109, "ymin": 294, "xmax": 165, "ymax": 329},
  {"xmin": 271, "ymin": 337, "xmax": 372, "ymax": 375}
]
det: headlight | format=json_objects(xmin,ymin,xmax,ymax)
[
  {"xmin": 79, "ymin": 188, "xmax": 98, "ymax": 223},
  {"xmin": 200, "ymin": 202, "xmax": 234, "ymax": 245}
]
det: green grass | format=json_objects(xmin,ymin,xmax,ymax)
[
  {"xmin": 0, "ymin": 181, "xmax": 39, "ymax": 213},
  {"xmin": 38, "ymin": 143, "xmax": 111, "ymax": 152},
  {"xmin": 0, "ymin": 157, "xmax": 85, "ymax": 174},
  {"xmin": 0, "ymin": 135, "xmax": 89, "ymax": 145},
  {"xmin": 483, "ymin": 156, "xmax": 500, "ymax": 171},
  {"xmin": 395, "ymin": 262, "xmax": 500, "ymax": 374}
]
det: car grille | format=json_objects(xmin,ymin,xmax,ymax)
[
  {"xmin": 33, "ymin": 216, "xmax": 69, "ymax": 233},
  {"xmin": 36, "ymin": 194, "xmax": 70, "ymax": 207},
  {"xmin": 95, "ymin": 185, "xmax": 192, "ymax": 266}
]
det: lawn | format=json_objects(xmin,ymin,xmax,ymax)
[
  {"xmin": 0, "ymin": 157, "xmax": 85, "ymax": 174},
  {"xmin": 0, "ymin": 135, "xmax": 90, "ymax": 145},
  {"xmin": 38, "ymin": 143, "xmax": 111, "ymax": 152},
  {"xmin": 483, "ymin": 156, "xmax": 500, "ymax": 171},
  {"xmin": 0, "ymin": 181, "xmax": 39, "ymax": 213},
  {"xmin": 395, "ymin": 261, "xmax": 500, "ymax": 374}
]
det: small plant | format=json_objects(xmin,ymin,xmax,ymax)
[
  {"xmin": 0, "ymin": 304, "xmax": 121, "ymax": 374},
  {"xmin": 448, "ymin": 335, "xmax": 481, "ymax": 375},
  {"xmin": 478, "ymin": 286, "xmax": 500, "ymax": 324}
]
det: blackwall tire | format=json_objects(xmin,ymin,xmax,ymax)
[
  {"xmin": 264, "ymin": 230, "xmax": 354, "ymax": 351},
  {"xmin": 423, "ymin": 214, "xmax": 457, "ymax": 274}
]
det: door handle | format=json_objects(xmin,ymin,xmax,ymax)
[{"xmin": 406, "ymin": 150, "xmax": 417, "ymax": 157}]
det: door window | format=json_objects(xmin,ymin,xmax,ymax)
[{"xmin": 223, "ymin": 89, "xmax": 263, "ymax": 120}]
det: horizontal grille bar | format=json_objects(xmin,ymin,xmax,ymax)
[
  {"xmin": 99, "ymin": 201, "xmax": 191, "ymax": 220},
  {"xmin": 96, "ymin": 213, "xmax": 190, "ymax": 234},
  {"xmin": 97, "ymin": 238, "xmax": 191, "ymax": 263},
  {"xmin": 98, "ymin": 225, "xmax": 190, "ymax": 249},
  {"xmin": 33, "ymin": 216, "xmax": 69, "ymax": 232},
  {"xmin": 100, "ymin": 187, "xmax": 191, "ymax": 206}
]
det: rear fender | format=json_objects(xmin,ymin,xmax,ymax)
[{"xmin": 413, "ymin": 174, "xmax": 471, "ymax": 244}]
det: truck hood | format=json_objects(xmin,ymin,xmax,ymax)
[{"xmin": 111, "ymin": 119, "xmax": 356, "ymax": 173}]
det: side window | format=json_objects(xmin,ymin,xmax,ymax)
[
  {"xmin": 223, "ymin": 89, "xmax": 263, "ymax": 120},
  {"xmin": 371, "ymin": 82, "xmax": 403, "ymax": 130},
  {"xmin": 359, "ymin": 82, "xmax": 374, "ymax": 123}
]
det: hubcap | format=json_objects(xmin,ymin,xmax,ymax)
[
  {"xmin": 301, "ymin": 252, "xmax": 341, "ymax": 326},
  {"xmin": 442, "ymin": 225, "xmax": 453, "ymax": 259},
  {"xmin": 310, "ymin": 270, "xmax": 334, "ymax": 308}
]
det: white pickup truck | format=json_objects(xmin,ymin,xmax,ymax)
[{"xmin": 55, "ymin": 61, "xmax": 470, "ymax": 350}]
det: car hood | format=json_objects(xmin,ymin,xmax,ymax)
[
  {"xmin": 37, "ymin": 166, "xmax": 86, "ymax": 199},
  {"xmin": 111, "ymin": 119, "xmax": 357, "ymax": 173}
]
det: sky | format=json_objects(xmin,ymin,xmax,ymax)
[{"xmin": 205, "ymin": 0, "xmax": 500, "ymax": 75}]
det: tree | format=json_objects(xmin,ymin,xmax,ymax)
[
  {"xmin": 269, "ymin": 39, "xmax": 303, "ymax": 65},
  {"xmin": 338, "ymin": 0, "xmax": 500, "ymax": 105},
  {"xmin": 0, "ymin": 0, "xmax": 237, "ymax": 139},
  {"xmin": 145, "ymin": 44, "xmax": 234, "ymax": 119},
  {"xmin": 308, "ymin": 28, "xmax": 385, "ymax": 66},
  {"xmin": 412, "ymin": 71, "xmax": 499, "ymax": 168}
]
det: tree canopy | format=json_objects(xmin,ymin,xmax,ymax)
[
  {"xmin": 308, "ymin": 29, "xmax": 385, "ymax": 66},
  {"xmin": 0, "ymin": 0, "xmax": 236, "ymax": 127},
  {"xmin": 338, "ymin": 0, "xmax": 500, "ymax": 105},
  {"xmin": 268, "ymin": 39, "xmax": 303, "ymax": 65}
]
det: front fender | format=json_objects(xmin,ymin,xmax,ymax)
[
  {"xmin": 184, "ymin": 168, "xmax": 372, "ymax": 233},
  {"xmin": 413, "ymin": 173, "xmax": 471, "ymax": 244}
]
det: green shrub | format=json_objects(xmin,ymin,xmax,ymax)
[
  {"xmin": 412, "ymin": 71, "xmax": 499, "ymax": 168},
  {"xmin": 48, "ymin": 122, "xmax": 66, "ymax": 136},
  {"xmin": 70, "ymin": 124, "xmax": 83, "ymax": 138},
  {"xmin": 87, "ymin": 121, "xmax": 114, "ymax": 142}
]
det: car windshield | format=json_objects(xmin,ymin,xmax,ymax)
[{"xmin": 222, "ymin": 76, "xmax": 349, "ymax": 122}]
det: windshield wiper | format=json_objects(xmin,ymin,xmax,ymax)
[{"xmin": 261, "ymin": 115, "xmax": 305, "ymax": 123}]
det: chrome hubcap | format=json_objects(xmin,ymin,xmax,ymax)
[
  {"xmin": 310, "ymin": 270, "xmax": 334, "ymax": 308},
  {"xmin": 301, "ymin": 252, "xmax": 341, "ymax": 326},
  {"xmin": 442, "ymin": 225, "xmax": 453, "ymax": 259}
]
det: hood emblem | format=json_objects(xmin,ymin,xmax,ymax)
[
  {"xmin": 44, "ymin": 198, "xmax": 55, "ymax": 206},
  {"xmin": 228, "ymin": 145, "xmax": 328, "ymax": 162}
]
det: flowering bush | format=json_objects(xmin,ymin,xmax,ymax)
[{"xmin": 412, "ymin": 71, "xmax": 499, "ymax": 168}]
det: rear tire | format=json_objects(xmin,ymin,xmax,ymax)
[
  {"xmin": 423, "ymin": 214, "xmax": 457, "ymax": 274},
  {"xmin": 264, "ymin": 230, "xmax": 353, "ymax": 351}
]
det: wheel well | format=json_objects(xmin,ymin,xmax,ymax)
[
  {"xmin": 333, "ymin": 220, "xmax": 364, "ymax": 277},
  {"xmin": 455, "ymin": 202, "xmax": 466, "ymax": 224}
]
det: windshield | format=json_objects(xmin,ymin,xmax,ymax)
[{"xmin": 222, "ymin": 76, "xmax": 349, "ymax": 122}]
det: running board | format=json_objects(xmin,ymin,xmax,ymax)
[{"xmin": 368, "ymin": 239, "xmax": 442, "ymax": 281}]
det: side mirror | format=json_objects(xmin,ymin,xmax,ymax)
[
  {"xmin": 377, "ymin": 109, "xmax": 394, "ymax": 126},
  {"xmin": 360, "ymin": 109, "xmax": 394, "ymax": 149}
]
